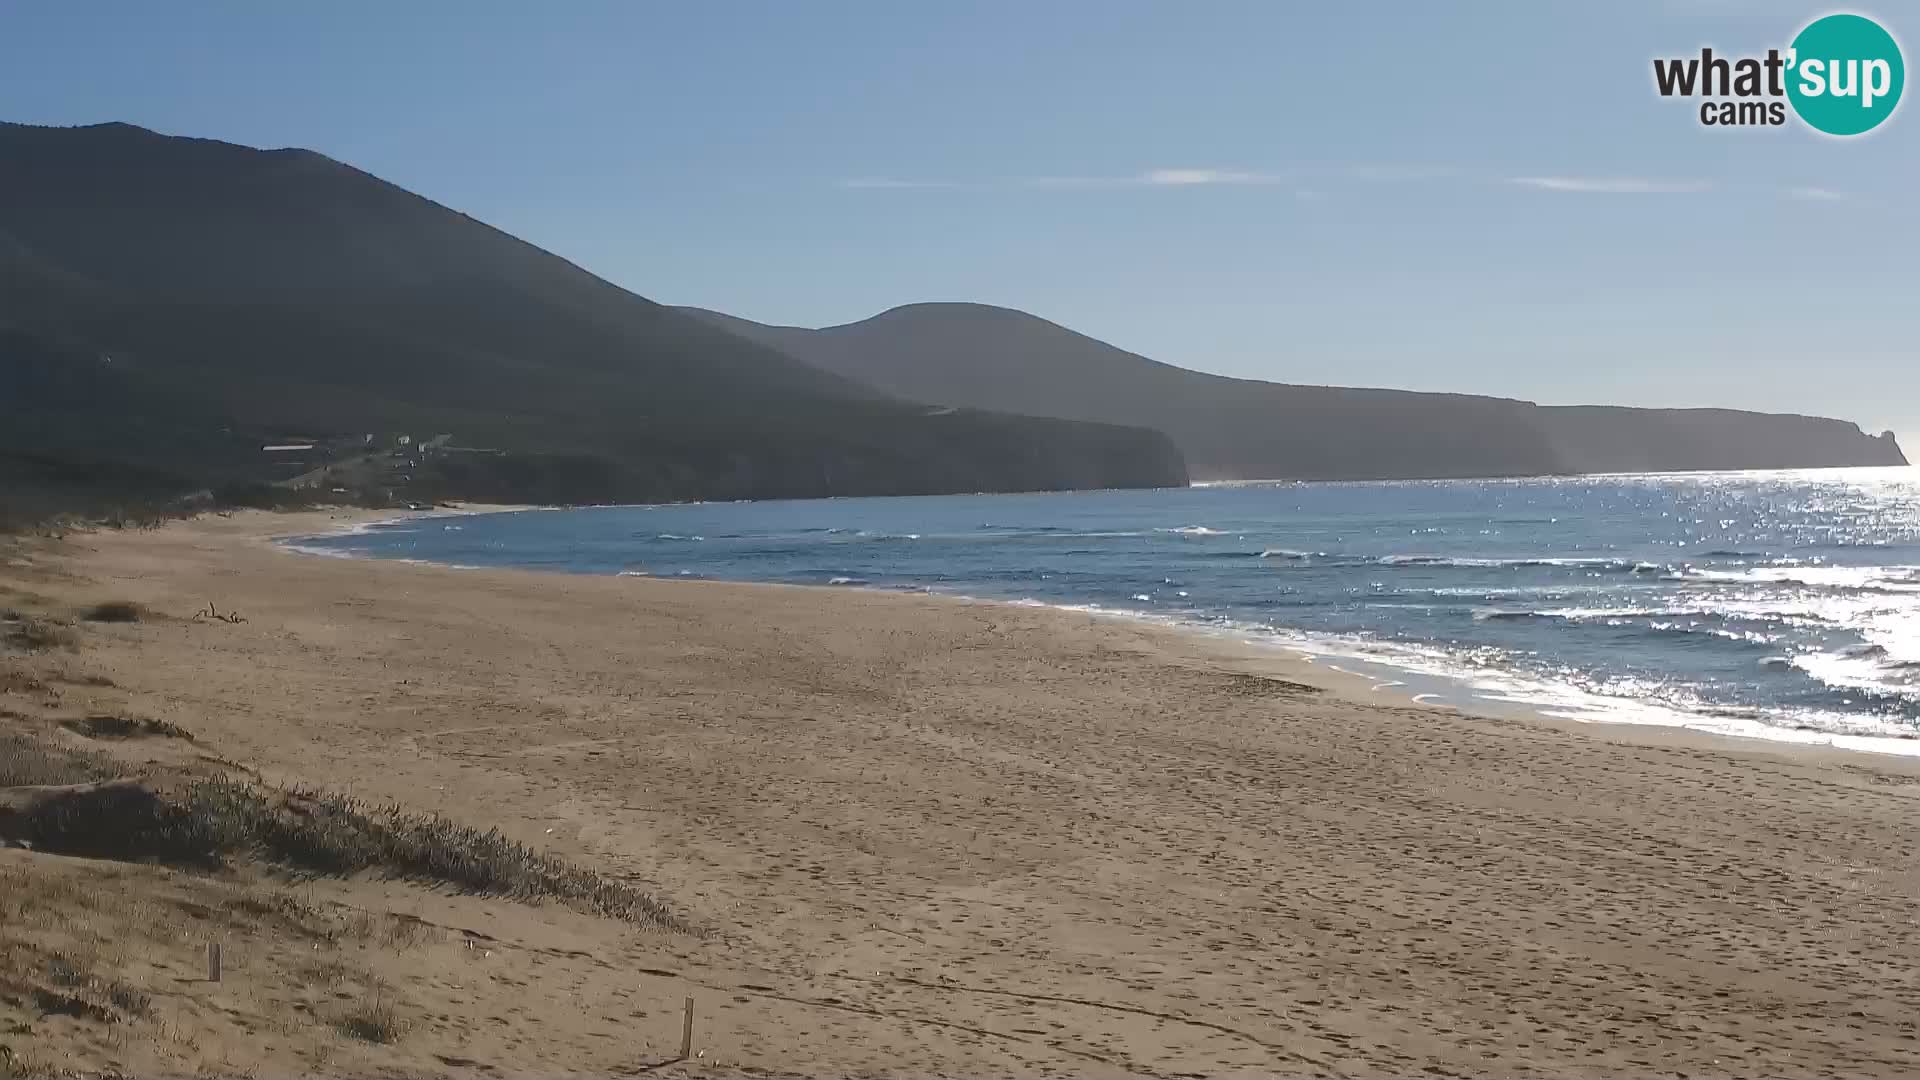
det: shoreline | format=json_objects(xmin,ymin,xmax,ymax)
[
  {"xmin": 279, "ymin": 504, "xmax": 1920, "ymax": 760},
  {"xmin": 12, "ymin": 507, "xmax": 1920, "ymax": 1076}
]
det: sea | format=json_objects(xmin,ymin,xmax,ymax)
[{"xmin": 289, "ymin": 467, "xmax": 1920, "ymax": 755}]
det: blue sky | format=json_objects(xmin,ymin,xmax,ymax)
[{"xmin": 3, "ymin": 1, "xmax": 1915, "ymax": 447}]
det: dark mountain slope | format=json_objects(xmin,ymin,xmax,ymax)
[
  {"xmin": 0, "ymin": 122, "xmax": 1186, "ymax": 506},
  {"xmin": 1537, "ymin": 406, "xmax": 1906, "ymax": 474},
  {"xmin": 685, "ymin": 303, "xmax": 1906, "ymax": 480}
]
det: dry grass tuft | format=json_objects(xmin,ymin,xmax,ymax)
[
  {"xmin": 104, "ymin": 981, "xmax": 152, "ymax": 1016},
  {"xmin": 339, "ymin": 910, "xmax": 438, "ymax": 951},
  {"xmin": 331, "ymin": 994, "xmax": 406, "ymax": 1044},
  {"xmin": 1, "ymin": 616, "xmax": 77, "ymax": 654},
  {"xmin": 44, "ymin": 952, "xmax": 85, "ymax": 988},
  {"xmin": 0, "ymin": 1043, "xmax": 59, "ymax": 1078},
  {"xmin": 78, "ymin": 601, "xmax": 145, "ymax": 624},
  {"xmin": 0, "ymin": 669, "xmax": 50, "ymax": 696},
  {"xmin": 1, "ymin": 764, "xmax": 681, "ymax": 928},
  {"xmin": 0, "ymin": 730, "xmax": 114, "ymax": 788},
  {"xmin": 6, "ymin": 945, "xmax": 154, "ymax": 1029},
  {"xmin": 58, "ymin": 714, "xmax": 193, "ymax": 742},
  {"xmin": 189, "ymin": 779, "xmax": 685, "ymax": 928}
]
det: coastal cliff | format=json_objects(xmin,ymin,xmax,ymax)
[{"xmin": 686, "ymin": 303, "xmax": 1906, "ymax": 480}]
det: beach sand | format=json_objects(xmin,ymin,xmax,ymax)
[{"xmin": 6, "ymin": 508, "xmax": 1920, "ymax": 1077}]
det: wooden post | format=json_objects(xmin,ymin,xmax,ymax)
[
  {"xmin": 679, "ymin": 995, "xmax": 694, "ymax": 1059},
  {"xmin": 207, "ymin": 942, "xmax": 222, "ymax": 983}
]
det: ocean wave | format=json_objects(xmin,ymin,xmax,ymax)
[
  {"xmin": 1157, "ymin": 525, "xmax": 1229, "ymax": 536},
  {"xmin": 1248, "ymin": 552, "xmax": 1664, "ymax": 573},
  {"xmin": 1666, "ymin": 565, "xmax": 1920, "ymax": 594},
  {"xmin": 1257, "ymin": 626, "xmax": 1920, "ymax": 749},
  {"xmin": 1425, "ymin": 585, "xmax": 1617, "ymax": 598},
  {"xmin": 651, "ymin": 533, "xmax": 705, "ymax": 542},
  {"xmin": 1472, "ymin": 608, "xmax": 1790, "ymax": 645},
  {"xmin": 1473, "ymin": 609, "xmax": 1548, "ymax": 622},
  {"xmin": 1644, "ymin": 621, "xmax": 1778, "ymax": 647},
  {"xmin": 827, "ymin": 576, "xmax": 866, "ymax": 586},
  {"xmin": 965, "ymin": 524, "xmax": 1152, "ymax": 539},
  {"xmin": 1792, "ymin": 643, "xmax": 1920, "ymax": 702},
  {"xmin": 279, "ymin": 543, "xmax": 362, "ymax": 560},
  {"xmin": 1380, "ymin": 554, "xmax": 1659, "ymax": 573},
  {"xmin": 1382, "ymin": 554, "xmax": 1495, "ymax": 567}
]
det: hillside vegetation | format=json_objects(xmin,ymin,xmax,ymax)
[{"xmin": 0, "ymin": 122, "xmax": 1187, "ymax": 514}]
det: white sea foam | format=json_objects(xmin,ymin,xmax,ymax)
[
  {"xmin": 1669, "ymin": 564, "xmax": 1920, "ymax": 593},
  {"xmin": 277, "ymin": 543, "xmax": 362, "ymax": 560},
  {"xmin": 987, "ymin": 594, "xmax": 1920, "ymax": 756},
  {"xmin": 1267, "ymin": 630, "xmax": 1920, "ymax": 755},
  {"xmin": 1380, "ymin": 554, "xmax": 1651, "ymax": 571}
]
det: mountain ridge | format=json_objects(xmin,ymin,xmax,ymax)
[
  {"xmin": 0, "ymin": 121, "xmax": 1189, "ymax": 508},
  {"xmin": 682, "ymin": 302, "xmax": 1907, "ymax": 480}
]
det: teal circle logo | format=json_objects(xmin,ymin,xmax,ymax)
[{"xmin": 1786, "ymin": 13, "xmax": 1905, "ymax": 136}]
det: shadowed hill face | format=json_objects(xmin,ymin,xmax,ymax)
[
  {"xmin": 684, "ymin": 304, "xmax": 1908, "ymax": 480},
  {"xmin": 0, "ymin": 123, "xmax": 1188, "ymax": 503}
]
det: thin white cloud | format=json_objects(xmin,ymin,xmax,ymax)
[
  {"xmin": 846, "ymin": 166, "xmax": 1452, "ymax": 190},
  {"xmin": 1508, "ymin": 176, "xmax": 1712, "ymax": 194},
  {"xmin": 835, "ymin": 177, "xmax": 967, "ymax": 190},
  {"xmin": 1022, "ymin": 169, "xmax": 1292, "ymax": 189},
  {"xmin": 841, "ymin": 170, "xmax": 1733, "ymax": 198},
  {"xmin": 1786, "ymin": 186, "xmax": 1847, "ymax": 201},
  {"xmin": 1140, "ymin": 168, "xmax": 1287, "ymax": 186}
]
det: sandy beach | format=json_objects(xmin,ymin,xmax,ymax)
[{"xmin": 5, "ymin": 508, "xmax": 1920, "ymax": 1078}]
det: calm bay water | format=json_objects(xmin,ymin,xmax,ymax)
[{"xmin": 291, "ymin": 467, "xmax": 1920, "ymax": 754}]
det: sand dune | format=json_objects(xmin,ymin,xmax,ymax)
[{"xmin": 5, "ymin": 509, "xmax": 1920, "ymax": 1077}]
